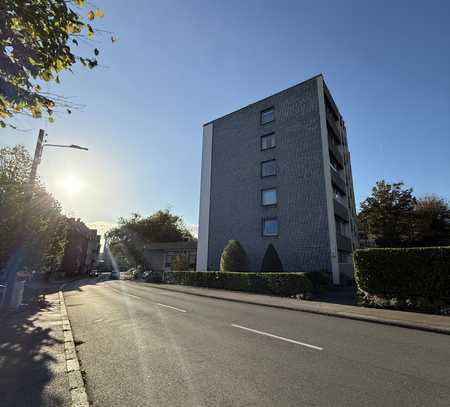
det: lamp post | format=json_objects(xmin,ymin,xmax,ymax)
[{"xmin": 3, "ymin": 129, "xmax": 88, "ymax": 308}]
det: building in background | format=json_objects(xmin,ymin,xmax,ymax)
[
  {"xmin": 197, "ymin": 74, "xmax": 358, "ymax": 284},
  {"xmin": 61, "ymin": 218, "xmax": 100, "ymax": 276},
  {"xmin": 143, "ymin": 241, "xmax": 197, "ymax": 272}
]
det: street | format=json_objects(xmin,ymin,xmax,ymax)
[{"xmin": 64, "ymin": 278, "xmax": 450, "ymax": 407}]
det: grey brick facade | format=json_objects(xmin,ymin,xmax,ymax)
[{"xmin": 198, "ymin": 75, "xmax": 358, "ymax": 281}]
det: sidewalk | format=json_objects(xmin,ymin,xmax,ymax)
[
  {"xmin": 0, "ymin": 291, "xmax": 72, "ymax": 406},
  {"xmin": 145, "ymin": 283, "xmax": 450, "ymax": 335}
]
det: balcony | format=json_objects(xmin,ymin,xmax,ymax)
[
  {"xmin": 334, "ymin": 199, "xmax": 349, "ymax": 222},
  {"xmin": 329, "ymin": 142, "xmax": 344, "ymax": 168},
  {"xmin": 336, "ymin": 233, "xmax": 352, "ymax": 252},
  {"xmin": 326, "ymin": 111, "xmax": 341, "ymax": 142},
  {"xmin": 331, "ymin": 168, "xmax": 346, "ymax": 193}
]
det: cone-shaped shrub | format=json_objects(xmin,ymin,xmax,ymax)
[
  {"xmin": 220, "ymin": 240, "xmax": 248, "ymax": 272},
  {"xmin": 261, "ymin": 244, "xmax": 283, "ymax": 272}
]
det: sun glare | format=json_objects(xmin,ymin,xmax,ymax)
[{"xmin": 62, "ymin": 176, "xmax": 82, "ymax": 192}]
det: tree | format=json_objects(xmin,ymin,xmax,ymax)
[
  {"xmin": 261, "ymin": 244, "xmax": 283, "ymax": 272},
  {"xmin": 172, "ymin": 254, "xmax": 188, "ymax": 271},
  {"xmin": 358, "ymin": 180, "xmax": 415, "ymax": 247},
  {"xmin": 106, "ymin": 210, "xmax": 194, "ymax": 267},
  {"xmin": 0, "ymin": 144, "xmax": 67, "ymax": 273},
  {"xmin": 413, "ymin": 195, "xmax": 450, "ymax": 246},
  {"xmin": 0, "ymin": 0, "xmax": 111, "ymax": 128},
  {"xmin": 220, "ymin": 240, "xmax": 248, "ymax": 272}
]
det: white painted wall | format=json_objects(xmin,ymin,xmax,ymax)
[{"xmin": 196, "ymin": 123, "xmax": 213, "ymax": 271}]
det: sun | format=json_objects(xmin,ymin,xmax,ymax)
[{"xmin": 62, "ymin": 176, "xmax": 81, "ymax": 192}]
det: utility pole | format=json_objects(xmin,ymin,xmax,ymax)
[{"xmin": 27, "ymin": 129, "xmax": 45, "ymax": 200}]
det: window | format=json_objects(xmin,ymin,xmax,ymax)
[
  {"xmin": 261, "ymin": 133, "xmax": 276, "ymax": 150},
  {"xmin": 260, "ymin": 108, "xmax": 274, "ymax": 125},
  {"xmin": 261, "ymin": 188, "xmax": 277, "ymax": 206},
  {"xmin": 263, "ymin": 218, "xmax": 278, "ymax": 236},
  {"xmin": 261, "ymin": 159, "xmax": 276, "ymax": 177}
]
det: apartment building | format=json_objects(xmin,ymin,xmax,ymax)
[{"xmin": 197, "ymin": 74, "xmax": 358, "ymax": 283}]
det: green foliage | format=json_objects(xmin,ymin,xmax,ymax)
[
  {"xmin": 0, "ymin": 145, "xmax": 67, "ymax": 273},
  {"xmin": 0, "ymin": 0, "xmax": 108, "ymax": 127},
  {"xmin": 163, "ymin": 271, "xmax": 313, "ymax": 297},
  {"xmin": 172, "ymin": 254, "xmax": 188, "ymax": 271},
  {"xmin": 358, "ymin": 181, "xmax": 450, "ymax": 248},
  {"xmin": 106, "ymin": 210, "xmax": 193, "ymax": 267},
  {"xmin": 303, "ymin": 271, "xmax": 332, "ymax": 291},
  {"xmin": 220, "ymin": 240, "xmax": 248, "ymax": 272},
  {"xmin": 260, "ymin": 244, "xmax": 283, "ymax": 272},
  {"xmin": 413, "ymin": 195, "xmax": 450, "ymax": 246},
  {"xmin": 358, "ymin": 180, "xmax": 415, "ymax": 246},
  {"xmin": 354, "ymin": 248, "xmax": 450, "ymax": 311}
]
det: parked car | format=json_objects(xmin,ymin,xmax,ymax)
[
  {"xmin": 110, "ymin": 270, "xmax": 120, "ymax": 280},
  {"xmin": 89, "ymin": 269, "xmax": 99, "ymax": 277}
]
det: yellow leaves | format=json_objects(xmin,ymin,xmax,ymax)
[
  {"xmin": 41, "ymin": 71, "xmax": 53, "ymax": 82},
  {"xmin": 75, "ymin": 0, "xmax": 85, "ymax": 6},
  {"xmin": 88, "ymin": 9, "xmax": 104, "ymax": 20}
]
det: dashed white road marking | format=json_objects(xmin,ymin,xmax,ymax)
[
  {"xmin": 157, "ymin": 303, "xmax": 187, "ymax": 313},
  {"xmin": 231, "ymin": 324, "xmax": 323, "ymax": 351}
]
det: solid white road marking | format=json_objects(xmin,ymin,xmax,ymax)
[
  {"xmin": 157, "ymin": 303, "xmax": 187, "ymax": 313},
  {"xmin": 231, "ymin": 324, "xmax": 323, "ymax": 351},
  {"xmin": 127, "ymin": 293, "xmax": 142, "ymax": 299}
]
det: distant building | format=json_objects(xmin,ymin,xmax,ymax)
[
  {"xmin": 61, "ymin": 218, "xmax": 100, "ymax": 275},
  {"xmin": 143, "ymin": 241, "xmax": 197, "ymax": 272},
  {"xmin": 197, "ymin": 74, "xmax": 358, "ymax": 284}
]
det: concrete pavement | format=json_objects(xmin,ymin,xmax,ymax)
[
  {"xmin": 63, "ymin": 278, "xmax": 450, "ymax": 407},
  {"xmin": 0, "ymin": 292, "xmax": 72, "ymax": 407}
]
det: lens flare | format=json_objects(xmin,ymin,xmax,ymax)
[{"xmin": 62, "ymin": 176, "xmax": 81, "ymax": 192}]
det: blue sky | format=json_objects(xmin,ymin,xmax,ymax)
[{"xmin": 2, "ymin": 0, "xmax": 450, "ymax": 236}]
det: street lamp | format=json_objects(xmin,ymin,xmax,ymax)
[
  {"xmin": 3, "ymin": 129, "xmax": 89, "ymax": 308},
  {"xmin": 27, "ymin": 130, "xmax": 89, "ymax": 197}
]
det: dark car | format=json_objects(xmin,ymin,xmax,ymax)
[{"xmin": 89, "ymin": 269, "xmax": 99, "ymax": 277}]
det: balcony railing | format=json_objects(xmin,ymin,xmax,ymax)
[
  {"xmin": 331, "ymin": 168, "xmax": 346, "ymax": 193},
  {"xmin": 336, "ymin": 233, "xmax": 352, "ymax": 252},
  {"xmin": 334, "ymin": 199, "xmax": 349, "ymax": 222}
]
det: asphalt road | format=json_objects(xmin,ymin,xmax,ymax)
[{"xmin": 64, "ymin": 278, "xmax": 450, "ymax": 407}]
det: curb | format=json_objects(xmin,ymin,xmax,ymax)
[
  {"xmin": 59, "ymin": 291, "xmax": 90, "ymax": 407},
  {"xmin": 145, "ymin": 284, "xmax": 450, "ymax": 336}
]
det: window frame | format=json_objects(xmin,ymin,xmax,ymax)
[
  {"xmin": 262, "ymin": 217, "xmax": 279, "ymax": 237},
  {"xmin": 261, "ymin": 159, "xmax": 277, "ymax": 178},
  {"xmin": 260, "ymin": 107, "xmax": 275, "ymax": 125},
  {"xmin": 261, "ymin": 132, "xmax": 276, "ymax": 151},
  {"xmin": 261, "ymin": 188, "xmax": 278, "ymax": 207}
]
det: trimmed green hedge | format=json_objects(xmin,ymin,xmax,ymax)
[
  {"xmin": 162, "ymin": 271, "xmax": 312, "ymax": 297},
  {"xmin": 354, "ymin": 247, "xmax": 450, "ymax": 306}
]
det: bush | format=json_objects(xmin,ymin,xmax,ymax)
[
  {"xmin": 303, "ymin": 271, "xmax": 332, "ymax": 291},
  {"xmin": 354, "ymin": 247, "xmax": 450, "ymax": 311},
  {"xmin": 172, "ymin": 255, "xmax": 188, "ymax": 271},
  {"xmin": 261, "ymin": 244, "xmax": 283, "ymax": 272},
  {"xmin": 220, "ymin": 240, "xmax": 248, "ymax": 272},
  {"xmin": 162, "ymin": 271, "xmax": 312, "ymax": 297}
]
